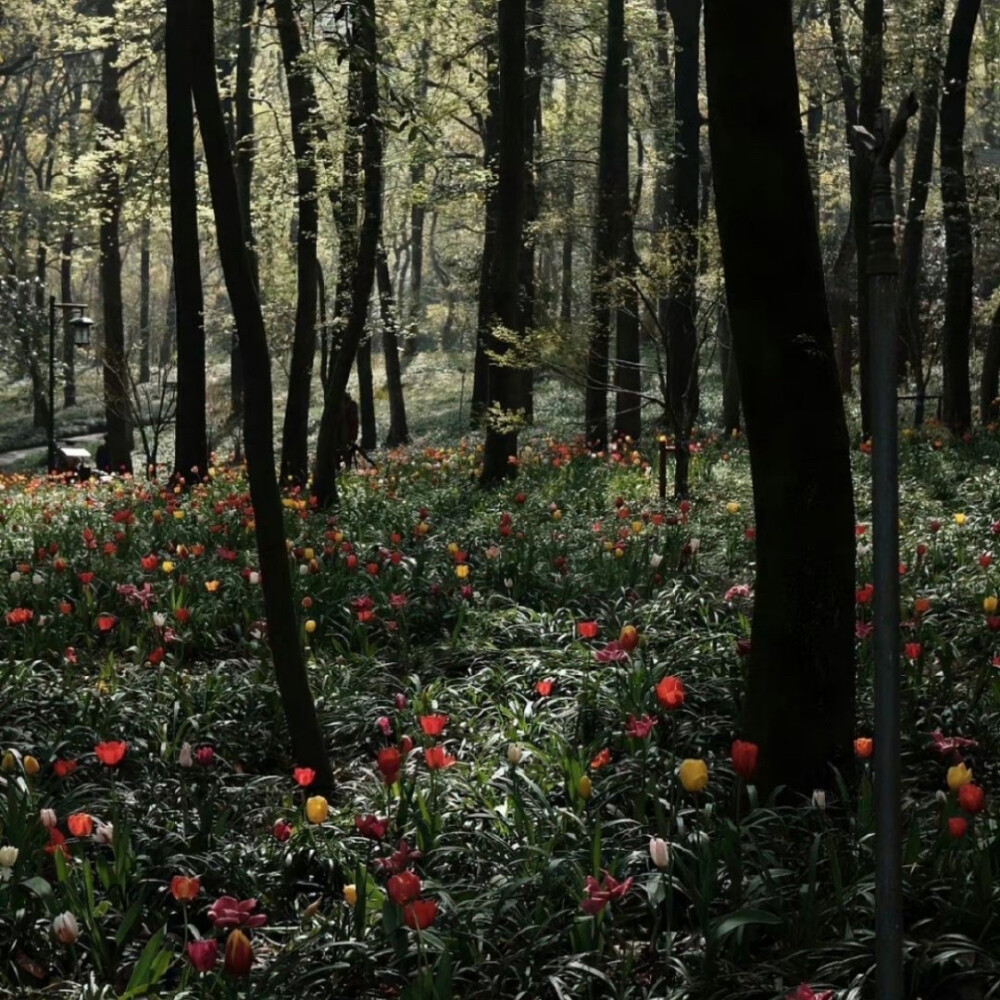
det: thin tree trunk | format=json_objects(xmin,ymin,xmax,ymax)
[
  {"xmin": 95, "ymin": 0, "xmax": 132, "ymax": 473},
  {"xmin": 61, "ymin": 226, "xmax": 75, "ymax": 407},
  {"xmin": 718, "ymin": 306, "xmax": 740, "ymax": 434},
  {"xmin": 665, "ymin": 0, "xmax": 702, "ymax": 494},
  {"xmin": 377, "ymin": 244, "xmax": 410, "ymax": 446},
  {"xmin": 897, "ymin": 0, "xmax": 946, "ymax": 402},
  {"xmin": 189, "ymin": 0, "xmax": 333, "ymax": 790},
  {"xmin": 940, "ymin": 0, "xmax": 980, "ymax": 435},
  {"xmin": 831, "ymin": 222, "xmax": 855, "ymax": 392},
  {"xmin": 313, "ymin": 0, "xmax": 383, "ymax": 507},
  {"xmin": 139, "ymin": 213, "xmax": 151, "ymax": 383},
  {"xmin": 275, "ymin": 0, "xmax": 321, "ymax": 485},
  {"xmin": 980, "ymin": 301, "xmax": 1000, "ymax": 424},
  {"xmin": 480, "ymin": 0, "xmax": 527, "ymax": 485},
  {"xmin": 705, "ymin": 0, "xmax": 855, "ymax": 795},
  {"xmin": 167, "ymin": 0, "xmax": 207, "ymax": 482},
  {"xmin": 357, "ymin": 338, "xmax": 376, "ymax": 450},
  {"xmin": 406, "ymin": 35, "xmax": 431, "ymax": 347}
]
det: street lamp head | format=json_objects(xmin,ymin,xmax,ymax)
[{"xmin": 70, "ymin": 314, "xmax": 94, "ymax": 347}]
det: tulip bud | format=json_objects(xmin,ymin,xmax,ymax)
[
  {"xmin": 649, "ymin": 837, "xmax": 669, "ymax": 869},
  {"xmin": 224, "ymin": 929, "xmax": 254, "ymax": 977},
  {"xmin": 576, "ymin": 775, "xmax": 593, "ymax": 800},
  {"xmin": 1, "ymin": 751, "xmax": 15, "ymax": 772},
  {"xmin": 0, "ymin": 846, "xmax": 19, "ymax": 867},
  {"xmin": 507, "ymin": 743, "xmax": 524, "ymax": 766},
  {"xmin": 52, "ymin": 912, "xmax": 80, "ymax": 944},
  {"xmin": 305, "ymin": 795, "xmax": 329, "ymax": 824},
  {"xmin": 678, "ymin": 759, "xmax": 709, "ymax": 793},
  {"xmin": 178, "ymin": 743, "xmax": 194, "ymax": 768},
  {"xmin": 187, "ymin": 938, "xmax": 218, "ymax": 973},
  {"xmin": 23, "ymin": 755, "xmax": 40, "ymax": 776},
  {"xmin": 812, "ymin": 789, "xmax": 827, "ymax": 811},
  {"xmin": 40, "ymin": 808, "xmax": 57, "ymax": 828},
  {"xmin": 394, "ymin": 692, "xmax": 408, "ymax": 710},
  {"xmin": 94, "ymin": 822, "xmax": 114, "ymax": 845},
  {"xmin": 343, "ymin": 884, "xmax": 358, "ymax": 906}
]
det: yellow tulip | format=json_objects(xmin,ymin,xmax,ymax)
[
  {"xmin": 455, "ymin": 564, "xmax": 470, "ymax": 579},
  {"xmin": 304, "ymin": 620, "xmax": 317, "ymax": 634},
  {"xmin": 173, "ymin": 510, "xmax": 185, "ymax": 520},
  {"xmin": 985, "ymin": 596, "xmax": 998, "ymax": 614},
  {"xmin": 954, "ymin": 513, "xmax": 967, "ymax": 526},
  {"xmin": 576, "ymin": 775, "xmax": 593, "ymax": 800},
  {"xmin": 632, "ymin": 520, "xmax": 643, "ymax": 534},
  {"xmin": 947, "ymin": 763, "xmax": 973, "ymax": 790},
  {"xmin": 1, "ymin": 751, "xmax": 15, "ymax": 772},
  {"xmin": 678, "ymin": 758, "xmax": 709, "ymax": 793},
  {"xmin": 24, "ymin": 755, "xmax": 40, "ymax": 776},
  {"xmin": 303, "ymin": 548, "xmax": 314, "ymax": 561},
  {"xmin": 343, "ymin": 884, "xmax": 358, "ymax": 906},
  {"xmin": 162, "ymin": 561, "xmax": 175, "ymax": 574},
  {"xmin": 305, "ymin": 795, "xmax": 329, "ymax": 824},
  {"xmin": 726, "ymin": 502, "xmax": 741, "ymax": 515}
]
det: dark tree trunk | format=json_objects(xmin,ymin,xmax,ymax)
[
  {"xmin": 940, "ymin": 0, "xmax": 980, "ymax": 435},
  {"xmin": 332, "ymin": 64, "xmax": 362, "ymax": 367},
  {"xmin": 60, "ymin": 227, "xmax": 75, "ymax": 407},
  {"xmin": 830, "ymin": 223, "xmax": 855, "ymax": 392},
  {"xmin": 139, "ymin": 213, "xmax": 151, "ymax": 383},
  {"xmin": 980, "ymin": 301, "xmax": 1000, "ymax": 424},
  {"xmin": 33, "ymin": 228, "xmax": 50, "ymax": 431},
  {"xmin": 587, "ymin": 0, "xmax": 630, "ymax": 451},
  {"xmin": 471, "ymin": 48, "xmax": 501, "ymax": 425},
  {"xmin": 559, "ymin": 172, "xmax": 573, "ymax": 327},
  {"xmin": 188, "ymin": 0, "xmax": 333, "ymax": 789},
  {"xmin": 357, "ymin": 338, "xmax": 377, "ymax": 450},
  {"xmin": 705, "ymin": 0, "xmax": 856, "ymax": 795},
  {"xmin": 162, "ymin": 266, "xmax": 176, "ymax": 369},
  {"xmin": 854, "ymin": 0, "xmax": 884, "ymax": 440},
  {"xmin": 406, "ymin": 36, "xmax": 431, "ymax": 347},
  {"xmin": 480, "ymin": 0, "xmax": 527, "ymax": 485},
  {"xmin": 313, "ymin": 0, "xmax": 382, "ymax": 507},
  {"xmin": 275, "ymin": 0, "xmax": 321, "ymax": 485},
  {"xmin": 896, "ymin": 0, "xmax": 946, "ymax": 400},
  {"xmin": 665, "ymin": 0, "xmax": 702, "ymax": 495},
  {"xmin": 377, "ymin": 244, "xmax": 410, "ymax": 446},
  {"xmin": 718, "ymin": 306, "xmax": 740, "ymax": 435},
  {"xmin": 95, "ymin": 0, "xmax": 132, "ymax": 473},
  {"xmin": 167, "ymin": 0, "xmax": 208, "ymax": 483}
]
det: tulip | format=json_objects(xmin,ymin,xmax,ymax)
[
  {"xmin": 292, "ymin": 767, "xmax": 316, "ymax": 788},
  {"xmin": 403, "ymin": 898, "xmax": 439, "ymax": 930},
  {"xmin": 304, "ymin": 619, "xmax": 317, "ymax": 634},
  {"xmin": 948, "ymin": 816, "xmax": 968, "ymax": 839},
  {"xmin": 24, "ymin": 755, "xmax": 40, "ymax": 776},
  {"xmin": 958, "ymin": 783, "xmax": 986, "ymax": 814},
  {"xmin": 305, "ymin": 796, "xmax": 329, "ymax": 824},
  {"xmin": 94, "ymin": 741, "xmax": 127, "ymax": 767},
  {"xmin": 178, "ymin": 742, "xmax": 194, "ymax": 768},
  {"xmin": 1, "ymin": 751, "xmax": 15, "ymax": 772},
  {"xmin": 343, "ymin": 884, "xmax": 358, "ymax": 906},
  {"xmin": 649, "ymin": 837, "xmax": 669, "ymax": 870},
  {"xmin": 224, "ymin": 929, "xmax": 254, "ymax": 977},
  {"xmin": 40, "ymin": 808, "xmax": 57, "ymax": 828},
  {"xmin": 418, "ymin": 714, "xmax": 449, "ymax": 736},
  {"xmin": 985, "ymin": 596, "xmax": 999, "ymax": 614},
  {"xmin": 67, "ymin": 814, "xmax": 93, "ymax": 838},
  {"xmin": 576, "ymin": 775, "xmax": 593, "ymax": 800},
  {"xmin": 187, "ymin": 938, "xmax": 218, "ymax": 973},
  {"xmin": 854, "ymin": 737, "xmax": 874, "ymax": 759},
  {"xmin": 171, "ymin": 875, "xmax": 201, "ymax": 901},
  {"xmin": 94, "ymin": 821, "xmax": 114, "ymax": 845},
  {"xmin": 678, "ymin": 759, "xmax": 709, "ymax": 793},
  {"xmin": 730, "ymin": 740, "xmax": 759, "ymax": 780},
  {"xmin": 273, "ymin": 819, "xmax": 293, "ymax": 842},
  {"xmin": 577, "ymin": 621, "xmax": 599, "ymax": 639},
  {"xmin": 52, "ymin": 912, "xmax": 80, "ymax": 944},
  {"xmin": 655, "ymin": 675, "xmax": 685, "ymax": 710},
  {"xmin": 377, "ymin": 747, "xmax": 402, "ymax": 784},
  {"xmin": 726, "ymin": 501, "xmax": 741, "ymax": 514},
  {"xmin": 0, "ymin": 846, "xmax": 19, "ymax": 867},
  {"xmin": 812, "ymin": 790, "xmax": 827, "ymax": 810},
  {"xmin": 425, "ymin": 746, "xmax": 456, "ymax": 770},
  {"xmin": 507, "ymin": 743, "xmax": 524, "ymax": 765},
  {"xmin": 388, "ymin": 870, "xmax": 421, "ymax": 905},
  {"xmin": 619, "ymin": 625, "xmax": 639, "ymax": 650},
  {"xmin": 947, "ymin": 763, "xmax": 973, "ymax": 790}
]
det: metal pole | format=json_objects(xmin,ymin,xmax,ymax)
[
  {"xmin": 48, "ymin": 294, "xmax": 56, "ymax": 473},
  {"xmin": 869, "ymin": 107, "xmax": 903, "ymax": 1000}
]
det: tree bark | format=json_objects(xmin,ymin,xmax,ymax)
[
  {"xmin": 587, "ymin": 0, "xmax": 630, "ymax": 451},
  {"xmin": 480, "ymin": 0, "xmax": 527, "ymax": 485},
  {"xmin": 940, "ymin": 0, "xmax": 980, "ymax": 435},
  {"xmin": 357, "ymin": 337, "xmax": 377, "ymax": 450},
  {"xmin": 167, "ymin": 0, "xmax": 208, "ymax": 483},
  {"xmin": 188, "ymin": 0, "xmax": 333, "ymax": 789},
  {"xmin": 275, "ymin": 0, "xmax": 321, "ymax": 485},
  {"xmin": 665, "ymin": 0, "xmax": 702, "ymax": 494},
  {"xmin": 705, "ymin": 0, "xmax": 856, "ymax": 795},
  {"xmin": 718, "ymin": 306, "xmax": 740, "ymax": 435},
  {"xmin": 896, "ymin": 0, "xmax": 946, "ymax": 407},
  {"xmin": 313, "ymin": 0, "xmax": 383, "ymax": 507},
  {"xmin": 139, "ymin": 212, "xmax": 151, "ymax": 383},
  {"xmin": 60, "ymin": 226, "xmax": 75, "ymax": 407},
  {"xmin": 980, "ymin": 301, "xmax": 1000, "ymax": 424},
  {"xmin": 377, "ymin": 244, "xmax": 410, "ymax": 446},
  {"xmin": 95, "ymin": 0, "xmax": 132, "ymax": 473},
  {"xmin": 406, "ymin": 35, "xmax": 431, "ymax": 346}
]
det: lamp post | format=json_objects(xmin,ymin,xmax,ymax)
[{"xmin": 48, "ymin": 295, "xmax": 93, "ymax": 472}]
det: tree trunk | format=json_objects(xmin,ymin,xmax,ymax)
[
  {"xmin": 471, "ymin": 48, "xmax": 501, "ymax": 425},
  {"xmin": 665, "ymin": 0, "xmax": 702, "ymax": 494},
  {"xmin": 139, "ymin": 213, "xmax": 151, "ymax": 383},
  {"xmin": 980, "ymin": 301, "xmax": 1000, "ymax": 424},
  {"xmin": 587, "ymin": 0, "xmax": 630, "ymax": 451},
  {"xmin": 406, "ymin": 36, "xmax": 431, "ymax": 347},
  {"xmin": 275, "ymin": 0, "xmax": 321, "ymax": 486},
  {"xmin": 61, "ymin": 227, "xmax": 75, "ymax": 408},
  {"xmin": 167, "ymin": 0, "xmax": 208, "ymax": 484},
  {"xmin": 313, "ymin": 0, "xmax": 383, "ymax": 507},
  {"xmin": 559, "ymin": 172, "xmax": 574, "ymax": 327},
  {"xmin": 377, "ymin": 244, "xmax": 410, "ymax": 446},
  {"xmin": 896, "ymin": 0, "xmax": 946, "ymax": 398},
  {"xmin": 940, "ymin": 0, "xmax": 980, "ymax": 435},
  {"xmin": 705, "ymin": 0, "xmax": 856, "ymax": 795},
  {"xmin": 718, "ymin": 306, "xmax": 740, "ymax": 435},
  {"xmin": 480, "ymin": 0, "xmax": 527, "ymax": 485},
  {"xmin": 188, "ymin": 0, "xmax": 333, "ymax": 790},
  {"xmin": 95, "ymin": 0, "xmax": 132, "ymax": 473},
  {"xmin": 357, "ymin": 338, "xmax": 377, "ymax": 450}
]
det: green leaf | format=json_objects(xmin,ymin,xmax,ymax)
[{"xmin": 711, "ymin": 908, "xmax": 784, "ymax": 942}]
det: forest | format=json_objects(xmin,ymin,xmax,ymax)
[{"xmin": 1, "ymin": 0, "xmax": 1000, "ymax": 998}]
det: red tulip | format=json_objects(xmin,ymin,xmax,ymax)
[
  {"xmin": 958, "ymin": 783, "xmax": 986, "ymax": 814},
  {"xmin": 625, "ymin": 714, "xmax": 657, "ymax": 739},
  {"xmin": 948, "ymin": 816, "xmax": 968, "ymax": 839},
  {"xmin": 425, "ymin": 746, "xmax": 456, "ymax": 770},
  {"xmin": 577, "ymin": 621, "xmax": 599, "ymax": 639},
  {"xmin": 224, "ymin": 929, "xmax": 253, "ymax": 977},
  {"xmin": 730, "ymin": 739, "xmax": 759, "ymax": 780},
  {"xmin": 854, "ymin": 738, "xmax": 874, "ymax": 759},
  {"xmin": 355, "ymin": 815, "xmax": 388, "ymax": 840},
  {"xmin": 171, "ymin": 875, "xmax": 201, "ymax": 901},
  {"xmin": 535, "ymin": 679, "xmax": 555, "ymax": 697},
  {"xmin": 94, "ymin": 741, "xmax": 127, "ymax": 767},
  {"xmin": 418, "ymin": 714, "xmax": 449, "ymax": 737},
  {"xmin": 655, "ymin": 675, "xmax": 685, "ymax": 710},
  {"xmin": 292, "ymin": 767, "xmax": 316, "ymax": 787},
  {"xmin": 619, "ymin": 625, "xmax": 639, "ymax": 650},
  {"xmin": 903, "ymin": 642, "xmax": 922, "ymax": 661},
  {"xmin": 387, "ymin": 870, "xmax": 421, "ymax": 905},
  {"xmin": 273, "ymin": 819, "xmax": 293, "ymax": 842},
  {"xmin": 186, "ymin": 938, "xmax": 218, "ymax": 972},
  {"xmin": 67, "ymin": 814, "xmax": 93, "ymax": 838},
  {"xmin": 53, "ymin": 758, "xmax": 78, "ymax": 778},
  {"xmin": 96, "ymin": 614, "xmax": 118, "ymax": 632},
  {"xmin": 377, "ymin": 747, "xmax": 402, "ymax": 784},
  {"xmin": 403, "ymin": 898, "xmax": 439, "ymax": 929}
]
